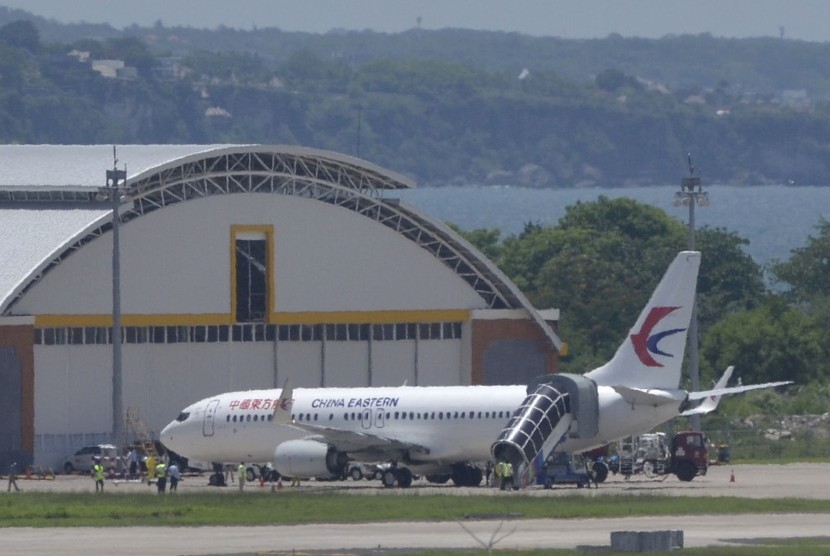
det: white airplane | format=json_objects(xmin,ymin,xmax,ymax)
[{"xmin": 160, "ymin": 251, "xmax": 790, "ymax": 488}]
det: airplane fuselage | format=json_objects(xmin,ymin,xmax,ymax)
[{"xmin": 161, "ymin": 384, "xmax": 686, "ymax": 470}]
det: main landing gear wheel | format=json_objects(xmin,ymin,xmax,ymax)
[
  {"xmin": 592, "ymin": 461, "xmax": 609, "ymax": 483},
  {"xmin": 349, "ymin": 466, "xmax": 364, "ymax": 481},
  {"xmin": 382, "ymin": 467, "xmax": 413, "ymax": 488},
  {"xmin": 450, "ymin": 464, "xmax": 483, "ymax": 487}
]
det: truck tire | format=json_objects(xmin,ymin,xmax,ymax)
[{"xmin": 674, "ymin": 460, "xmax": 697, "ymax": 482}]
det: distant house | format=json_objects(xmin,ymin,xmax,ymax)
[{"xmin": 91, "ymin": 60, "xmax": 138, "ymax": 80}]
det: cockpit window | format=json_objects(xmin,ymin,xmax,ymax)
[{"xmin": 176, "ymin": 411, "xmax": 190, "ymax": 422}]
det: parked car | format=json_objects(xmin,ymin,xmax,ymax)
[{"xmin": 62, "ymin": 444, "xmax": 118, "ymax": 473}]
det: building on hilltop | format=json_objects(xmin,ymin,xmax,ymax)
[{"xmin": 0, "ymin": 144, "xmax": 562, "ymax": 470}]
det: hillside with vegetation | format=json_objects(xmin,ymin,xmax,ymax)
[{"xmin": 2, "ymin": 9, "xmax": 830, "ymax": 187}]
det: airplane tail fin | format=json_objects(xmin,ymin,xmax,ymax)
[
  {"xmin": 585, "ymin": 251, "xmax": 701, "ymax": 390},
  {"xmin": 273, "ymin": 378, "xmax": 294, "ymax": 425}
]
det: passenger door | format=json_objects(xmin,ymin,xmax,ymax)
[{"xmin": 202, "ymin": 399, "xmax": 220, "ymax": 437}]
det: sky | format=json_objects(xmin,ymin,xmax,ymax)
[{"xmin": 2, "ymin": 0, "xmax": 830, "ymax": 42}]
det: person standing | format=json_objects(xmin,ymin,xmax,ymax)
[
  {"xmin": 92, "ymin": 457, "xmax": 105, "ymax": 493},
  {"xmin": 168, "ymin": 461, "xmax": 181, "ymax": 492},
  {"xmin": 127, "ymin": 448, "xmax": 140, "ymax": 479},
  {"xmin": 145, "ymin": 454, "xmax": 157, "ymax": 486},
  {"xmin": 7, "ymin": 461, "xmax": 20, "ymax": 492},
  {"xmin": 237, "ymin": 462, "xmax": 246, "ymax": 492},
  {"xmin": 503, "ymin": 461, "xmax": 514, "ymax": 491},
  {"xmin": 155, "ymin": 460, "xmax": 167, "ymax": 494}
]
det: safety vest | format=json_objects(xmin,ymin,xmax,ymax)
[
  {"xmin": 237, "ymin": 464, "xmax": 246, "ymax": 477},
  {"xmin": 93, "ymin": 464, "xmax": 104, "ymax": 481},
  {"xmin": 155, "ymin": 463, "xmax": 166, "ymax": 478},
  {"xmin": 502, "ymin": 462, "xmax": 513, "ymax": 478}
]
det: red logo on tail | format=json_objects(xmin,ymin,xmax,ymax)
[{"xmin": 630, "ymin": 306, "xmax": 685, "ymax": 367}]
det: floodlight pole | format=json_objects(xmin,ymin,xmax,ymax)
[
  {"xmin": 673, "ymin": 154, "xmax": 709, "ymax": 431},
  {"xmin": 103, "ymin": 148, "xmax": 127, "ymax": 450}
]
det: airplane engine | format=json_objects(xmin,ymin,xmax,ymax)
[{"xmin": 273, "ymin": 439, "xmax": 347, "ymax": 478}]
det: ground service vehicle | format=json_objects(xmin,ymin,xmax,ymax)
[
  {"xmin": 62, "ymin": 444, "xmax": 118, "ymax": 473},
  {"xmin": 535, "ymin": 452, "xmax": 592, "ymax": 488},
  {"xmin": 616, "ymin": 431, "xmax": 708, "ymax": 481}
]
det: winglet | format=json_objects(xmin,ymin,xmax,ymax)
[
  {"xmin": 273, "ymin": 378, "xmax": 294, "ymax": 425},
  {"xmin": 680, "ymin": 366, "xmax": 733, "ymax": 416}
]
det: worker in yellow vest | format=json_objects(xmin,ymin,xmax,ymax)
[
  {"xmin": 237, "ymin": 462, "xmax": 246, "ymax": 492},
  {"xmin": 92, "ymin": 457, "xmax": 105, "ymax": 493},
  {"xmin": 155, "ymin": 460, "xmax": 167, "ymax": 494}
]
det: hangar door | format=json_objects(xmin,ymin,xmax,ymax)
[{"xmin": 0, "ymin": 348, "xmax": 22, "ymax": 471}]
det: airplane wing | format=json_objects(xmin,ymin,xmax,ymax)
[
  {"xmin": 284, "ymin": 421, "xmax": 431, "ymax": 459},
  {"xmin": 271, "ymin": 378, "xmax": 429, "ymax": 460}
]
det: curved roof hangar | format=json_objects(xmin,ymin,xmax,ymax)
[{"xmin": 0, "ymin": 144, "xmax": 560, "ymax": 348}]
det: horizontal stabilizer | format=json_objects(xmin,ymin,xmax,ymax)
[{"xmin": 612, "ymin": 385, "xmax": 686, "ymax": 407}]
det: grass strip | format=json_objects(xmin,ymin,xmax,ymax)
[{"xmin": 1, "ymin": 492, "xmax": 829, "ymax": 528}]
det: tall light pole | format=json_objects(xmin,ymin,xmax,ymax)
[
  {"xmin": 101, "ymin": 147, "xmax": 127, "ymax": 449},
  {"xmin": 673, "ymin": 154, "xmax": 709, "ymax": 431}
]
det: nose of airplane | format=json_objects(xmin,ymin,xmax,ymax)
[{"xmin": 160, "ymin": 419, "xmax": 179, "ymax": 450}]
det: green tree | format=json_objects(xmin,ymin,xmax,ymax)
[
  {"xmin": 0, "ymin": 20, "xmax": 40, "ymax": 52},
  {"xmin": 771, "ymin": 219, "xmax": 830, "ymax": 303},
  {"xmin": 448, "ymin": 224, "xmax": 503, "ymax": 263},
  {"xmin": 702, "ymin": 298, "xmax": 823, "ymax": 385}
]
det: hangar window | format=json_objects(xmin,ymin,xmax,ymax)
[
  {"xmin": 234, "ymin": 229, "xmax": 271, "ymax": 323},
  {"xmin": 449, "ymin": 322, "xmax": 462, "ymax": 339},
  {"xmin": 207, "ymin": 326, "xmax": 219, "ymax": 342},
  {"xmin": 192, "ymin": 326, "xmax": 206, "ymax": 342},
  {"xmin": 301, "ymin": 325, "xmax": 321, "ymax": 341},
  {"xmin": 68, "ymin": 327, "xmax": 83, "ymax": 344},
  {"xmin": 373, "ymin": 324, "xmax": 395, "ymax": 341},
  {"xmin": 152, "ymin": 327, "xmax": 165, "ymax": 343},
  {"xmin": 166, "ymin": 326, "xmax": 182, "ymax": 343},
  {"xmin": 326, "ymin": 324, "xmax": 347, "ymax": 341}
]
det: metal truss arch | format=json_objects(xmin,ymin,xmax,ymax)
[{"xmin": 2, "ymin": 146, "xmax": 562, "ymax": 348}]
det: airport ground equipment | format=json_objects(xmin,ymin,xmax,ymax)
[
  {"xmin": 535, "ymin": 452, "xmax": 592, "ymax": 488},
  {"xmin": 616, "ymin": 430, "xmax": 708, "ymax": 481},
  {"xmin": 491, "ymin": 373, "xmax": 599, "ymax": 487}
]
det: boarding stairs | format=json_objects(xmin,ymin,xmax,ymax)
[{"xmin": 491, "ymin": 374, "xmax": 599, "ymax": 487}]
